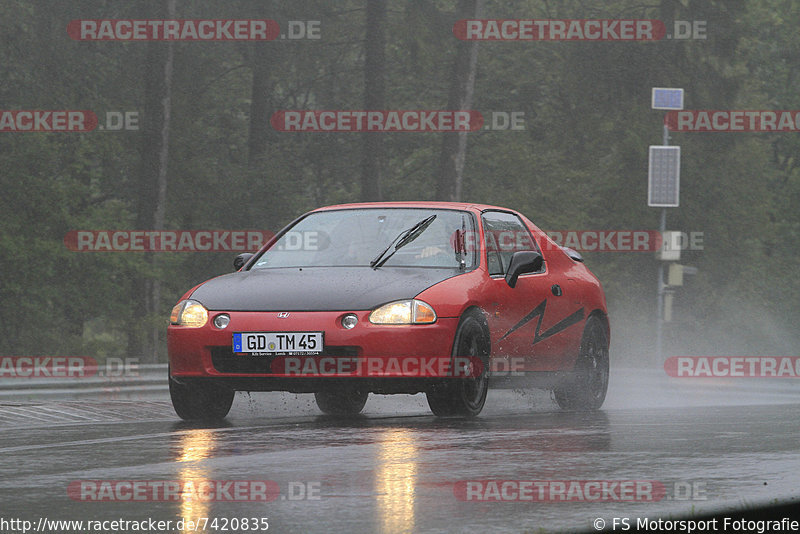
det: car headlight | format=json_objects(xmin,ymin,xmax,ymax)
[
  {"xmin": 369, "ymin": 299, "xmax": 437, "ymax": 324},
  {"xmin": 169, "ymin": 299, "xmax": 208, "ymax": 328}
]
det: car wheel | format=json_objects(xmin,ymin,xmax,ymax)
[
  {"xmin": 314, "ymin": 386, "xmax": 369, "ymax": 415},
  {"xmin": 169, "ymin": 370, "xmax": 234, "ymax": 421},
  {"xmin": 553, "ymin": 316, "xmax": 609, "ymax": 411},
  {"xmin": 426, "ymin": 312, "xmax": 490, "ymax": 417}
]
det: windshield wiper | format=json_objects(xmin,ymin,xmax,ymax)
[{"xmin": 370, "ymin": 214, "xmax": 437, "ymax": 269}]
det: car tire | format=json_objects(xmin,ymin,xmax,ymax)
[
  {"xmin": 314, "ymin": 387, "xmax": 369, "ymax": 415},
  {"xmin": 426, "ymin": 312, "xmax": 490, "ymax": 417},
  {"xmin": 169, "ymin": 370, "xmax": 234, "ymax": 421},
  {"xmin": 553, "ymin": 316, "xmax": 609, "ymax": 411}
]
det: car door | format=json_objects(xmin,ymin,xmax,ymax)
[{"xmin": 481, "ymin": 211, "xmax": 578, "ymax": 372}]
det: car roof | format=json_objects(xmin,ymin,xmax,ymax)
[{"xmin": 313, "ymin": 201, "xmax": 512, "ymax": 213}]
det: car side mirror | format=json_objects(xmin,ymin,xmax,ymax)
[
  {"xmin": 234, "ymin": 253, "xmax": 254, "ymax": 271},
  {"xmin": 505, "ymin": 251, "xmax": 543, "ymax": 288}
]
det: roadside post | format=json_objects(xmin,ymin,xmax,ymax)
[{"xmin": 650, "ymin": 88, "xmax": 683, "ymax": 365}]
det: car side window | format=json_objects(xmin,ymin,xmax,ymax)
[{"xmin": 481, "ymin": 211, "xmax": 542, "ymax": 276}]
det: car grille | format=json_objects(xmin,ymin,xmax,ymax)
[{"xmin": 210, "ymin": 346, "xmax": 359, "ymax": 374}]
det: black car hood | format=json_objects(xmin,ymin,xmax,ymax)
[{"xmin": 190, "ymin": 267, "xmax": 460, "ymax": 311}]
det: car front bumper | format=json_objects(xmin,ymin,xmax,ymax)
[{"xmin": 168, "ymin": 310, "xmax": 461, "ymax": 393}]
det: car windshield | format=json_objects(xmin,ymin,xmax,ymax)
[{"xmin": 252, "ymin": 208, "xmax": 476, "ymax": 269}]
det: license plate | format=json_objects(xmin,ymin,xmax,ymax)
[{"xmin": 233, "ymin": 332, "xmax": 323, "ymax": 356}]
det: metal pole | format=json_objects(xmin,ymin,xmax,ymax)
[
  {"xmin": 656, "ymin": 208, "xmax": 666, "ymax": 365},
  {"xmin": 655, "ymin": 123, "xmax": 669, "ymax": 365}
]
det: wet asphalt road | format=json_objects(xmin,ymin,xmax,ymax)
[{"xmin": 1, "ymin": 369, "xmax": 799, "ymax": 533}]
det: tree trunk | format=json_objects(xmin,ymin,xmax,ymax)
[
  {"xmin": 130, "ymin": 0, "xmax": 175, "ymax": 363},
  {"xmin": 436, "ymin": 0, "xmax": 482, "ymax": 202},
  {"xmin": 248, "ymin": 54, "xmax": 271, "ymax": 166},
  {"xmin": 360, "ymin": 0, "xmax": 386, "ymax": 201},
  {"xmin": 248, "ymin": 0, "xmax": 274, "ymax": 166}
]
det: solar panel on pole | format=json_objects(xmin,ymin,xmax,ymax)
[
  {"xmin": 651, "ymin": 88, "xmax": 684, "ymax": 110},
  {"xmin": 648, "ymin": 145, "xmax": 680, "ymax": 207}
]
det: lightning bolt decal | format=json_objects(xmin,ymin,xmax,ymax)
[{"xmin": 500, "ymin": 299, "xmax": 585, "ymax": 345}]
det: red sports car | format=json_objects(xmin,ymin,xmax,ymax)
[{"xmin": 167, "ymin": 202, "xmax": 609, "ymax": 419}]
